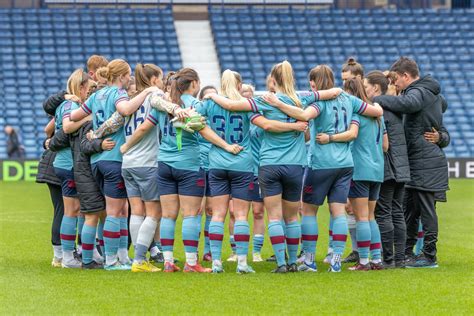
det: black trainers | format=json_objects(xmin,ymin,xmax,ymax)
[
  {"xmin": 395, "ymin": 260, "xmax": 406, "ymax": 269},
  {"xmin": 271, "ymin": 265, "xmax": 288, "ymax": 273},
  {"xmin": 406, "ymin": 254, "xmax": 438, "ymax": 268},
  {"xmin": 383, "ymin": 261, "xmax": 396, "ymax": 269},
  {"xmin": 150, "ymin": 252, "xmax": 164, "ymax": 263},
  {"xmin": 287, "ymin": 263, "xmax": 298, "ymax": 272},
  {"xmin": 342, "ymin": 251, "xmax": 359, "ymax": 263},
  {"xmin": 82, "ymin": 260, "xmax": 104, "ymax": 269},
  {"xmin": 266, "ymin": 255, "xmax": 277, "ymax": 262}
]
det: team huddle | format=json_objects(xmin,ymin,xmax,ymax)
[{"xmin": 39, "ymin": 53, "xmax": 448, "ymax": 273}]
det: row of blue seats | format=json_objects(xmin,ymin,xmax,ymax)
[{"xmin": 208, "ymin": 7, "xmax": 474, "ymax": 15}]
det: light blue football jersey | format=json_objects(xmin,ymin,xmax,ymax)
[
  {"xmin": 181, "ymin": 94, "xmax": 256, "ymax": 173},
  {"xmin": 351, "ymin": 114, "xmax": 385, "ymax": 182},
  {"xmin": 250, "ymin": 123, "xmax": 263, "ymax": 176},
  {"xmin": 81, "ymin": 86, "xmax": 129, "ymax": 164},
  {"xmin": 246, "ymin": 91, "xmax": 317, "ymax": 167},
  {"xmin": 53, "ymin": 100, "xmax": 78, "ymax": 170},
  {"xmin": 308, "ymin": 92, "xmax": 369, "ymax": 170},
  {"xmin": 148, "ymin": 100, "xmax": 201, "ymax": 172}
]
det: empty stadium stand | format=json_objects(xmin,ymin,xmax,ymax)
[
  {"xmin": 0, "ymin": 6, "xmax": 472, "ymax": 158},
  {"xmin": 0, "ymin": 7, "xmax": 181, "ymax": 158},
  {"xmin": 210, "ymin": 7, "xmax": 474, "ymax": 157}
]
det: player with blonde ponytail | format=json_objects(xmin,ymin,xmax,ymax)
[
  {"xmin": 201, "ymin": 62, "xmax": 337, "ymax": 272},
  {"xmin": 182, "ymin": 69, "xmax": 307, "ymax": 273}
]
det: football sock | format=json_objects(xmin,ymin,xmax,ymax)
[
  {"xmin": 204, "ymin": 214, "xmax": 212, "ymax": 255},
  {"xmin": 301, "ymin": 215, "xmax": 318, "ymax": 264},
  {"xmin": 103, "ymin": 216, "xmax": 121, "ymax": 266},
  {"xmin": 229, "ymin": 235, "xmax": 236, "ymax": 254},
  {"xmin": 81, "ymin": 224, "xmax": 97, "ymax": 265},
  {"xmin": 134, "ymin": 217, "xmax": 157, "ymax": 263},
  {"xmin": 356, "ymin": 220, "xmax": 371, "ymax": 265},
  {"xmin": 332, "ymin": 215, "xmax": 348, "ymax": 256},
  {"xmin": 234, "ymin": 220, "xmax": 250, "ymax": 266},
  {"xmin": 129, "ymin": 215, "xmax": 145, "ymax": 247},
  {"xmin": 118, "ymin": 217, "xmax": 129, "ymax": 263},
  {"xmin": 268, "ymin": 220, "xmax": 286, "ymax": 267},
  {"xmin": 209, "ymin": 220, "xmax": 224, "ymax": 261},
  {"xmin": 182, "ymin": 216, "xmax": 199, "ymax": 265},
  {"xmin": 252, "ymin": 234, "xmax": 264, "ymax": 254},
  {"xmin": 369, "ymin": 220, "xmax": 382, "ymax": 263},
  {"xmin": 285, "ymin": 220, "xmax": 301, "ymax": 265},
  {"xmin": 60, "ymin": 216, "xmax": 77, "ymax": 260},
  {"xmin": 347, "ymin": 214, "xmax": 358, "ymax": 252},
  {"xmin": 160, "ymin": 217, "xmax": 176, "ymax": 263}
]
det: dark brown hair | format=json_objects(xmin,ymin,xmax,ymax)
[
  {"xmin": 170, "ymin": 68, "xmax": 200, "ymax": 105},
  {"xmin": 390, "ymin": 56, "xmax": 419, "ymax": 78},
  {"xmin": 134, "ymin": 63, "xmax": 163, "ymax": 93},
  {"xmin": 366, "ymin": 71, "xmax": 389, "ymax": 95},
  {"xmin": 342, "ymin": 57, "xmax": 364, "ymax": 78},
  {"xmin": 199, "ymin": 85, "xmax": 217, "ymax": 100},
  {"xmin": 343, "ymin": 78, "xmax": 369, "ymax": 103},
  {"xmin": 309, "ymin": 64, "xmax": 335, "ymax": 91},
  {"xmin": 164, "ymin": 71, "xmax": 176, "ymax": 92}
]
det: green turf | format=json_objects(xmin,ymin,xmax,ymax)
[{"xmin": 1, "ymin": 180, "xmax": 473, "ymax": 315}]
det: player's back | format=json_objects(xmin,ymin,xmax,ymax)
[
  {"xmin": 310, "ymin": 92, "xmax": 361, "ymax": 170},
  {"xmin": 123, "ymin": 94, "xmax": 159, "ymax": 169},
  {"xmin": 351, "ymin": 115, "xmax": 384, "ymax": 182},
  {"xmin": 87, "ymin": 86, "xmax": 127, "ymax": 163}
]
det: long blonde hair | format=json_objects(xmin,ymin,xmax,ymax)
[
  {"xmin": 270, "ymin": 61, "xmax": 301, "ymax": 107},
  {"xmin": 67, "ymin": 68, "xmax": 90, "ymax": 101},
  {"xmin": 220, "ymin": 70, "xmax": 243, "ymax": 101}
]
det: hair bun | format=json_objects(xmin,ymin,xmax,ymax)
[{"xmin": 347, "ymin": 57, "xmax": 357, "ymax": 66}]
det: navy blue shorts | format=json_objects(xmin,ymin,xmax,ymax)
[
  {"xmin": 204, "ymin": 170, "xmax": 211, "ymax": 197},
  {"xmin": 258, "ymin": 165, "xmax": 304, "ymax": 202},
  {"xmin": 303, "ymin": 167, "xmax": 353, "ymax": 205},
  {"xmin": 208, "ymin": 169, "xmax": 253, "ymax": 201},
  {"xmin": 348, "ymin": 180, "xmax": 382, "ymax": 201},
  {"xmin": 54, "ymin": 167, "xmax": 77, "ymax": 198},
  {"xmin": 158, "ymin": 162, "xmax": 205, "ymax": 197},
  {"xmin": 91, "ymin": 161, "xmax": 127, "ymax": 199},
  {"xmin": 249, "ymin": 176, "xmax": 263, "ymax": 203}
]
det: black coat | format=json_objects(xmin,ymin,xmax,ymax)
[
  {"xmin": 48, "ymin": 122, "xmax": 105, "ymax": 213},
  {"xmin": 7, "ymin": 131, "xmax": 24, "ymax": 158},
  {"xmin": 373, "ymin": 75, "xmax": 449, "ymax": 192},
  {"xmin": 36, "ymin": 147, "xmax": 61, "ymax": 186},
  {"xmin": 43, "ymin": 90, "xmax": 67, "ymax": 116},
  {"xmin": 382, "ymin": 109, "xmax": 411, "ymax": 183}
]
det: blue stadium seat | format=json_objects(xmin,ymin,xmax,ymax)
[
  {"xmin": 209, "ymin": 7, "xmax": 474, "ymax": 158},
  {"xmin": 0, "ymin": 7, "xmax": 181, "ymax": 159}
]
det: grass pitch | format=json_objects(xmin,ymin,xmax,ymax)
[{"xmin": 1, "ymin": 180, "xmax": 473, "ymax": 315}]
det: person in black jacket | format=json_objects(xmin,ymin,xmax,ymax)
[
  {"xmin": 36, "ymin": 119, "xmax": 64, "ymax": 267},
  {"xmin": 373, "ymin": 57, "xmax": 449, "ymax": 268},
  {"xmin": 47, "ymin": 90, "xmax": 118, "ymax": 269},
  {"xmin": 4, "ymin": 125, "xmax": 25, "ymax": 158},
  {"xmin": 365, "ymin": 71, "xmax": 410, "ymax": 268}
]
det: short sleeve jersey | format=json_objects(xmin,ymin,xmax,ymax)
[
  {"xmin": 181, "ymin": 94, "xmax": 256, "ymax": 173},
  {"xmin": 148, "ymin": 99, "xmax": 201, "ymax": 172},
  {"xmin": 81, "ymin": 86, "xmax": 129, "ymax": 164},
  {"xmin": 308, "ymin": 92, "xmax": 369, "ymax": 170},
  {"xmin": 122, "ymin": 94, "xmax": 160, "ymax": 169},
  {"xmin": 351, "ymin": 114, "xmax": 385, "ymax": 182},
  {"xmin": 246, "ymin": 91, "xmax": 318, "ymax": 167},
  {"xmin": 250, "ymin": 123, "xmax": 263, "ymax": 176}
]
